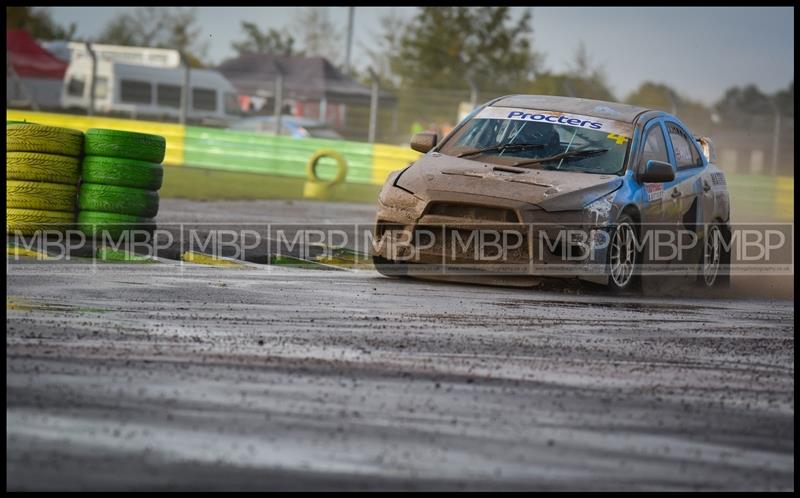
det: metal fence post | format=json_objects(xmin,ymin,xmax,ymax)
[
  {"xmin": 368, "ymin": 68, "xmax": 379, "ymax": 143},
  {"xmin": 770, "ymin": 99, "xmax": 781, "ymax": 175},
  {"xmin": 274, "ymin": 72, "xmax": 284, "ymax": 136},
  {"xmin": 179, "ymin": 51, "xmax": 190, "ymax": 125},
  {"xmin": 466, "ymin": 73, "xmax": 478, "ymax": 109},
  {"xmin": 86, "ymin": 42, "xmax": 97, "ymax": 116}
]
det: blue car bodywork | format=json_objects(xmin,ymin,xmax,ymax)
[{"xmin": 373, "ymin": 95, "xmax": 731, "ymax": 289}]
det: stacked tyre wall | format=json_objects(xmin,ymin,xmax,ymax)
[
  {"xmin": 77, "ymin": 129, "xmax": 165, "ymax": 237},
  {"xmin": 7, "ymin": 120, "xmax": 166, "ymax": 237},
  {"xmin": 7, "ymin": 123, "xmax": 83, "ymax": 235}
]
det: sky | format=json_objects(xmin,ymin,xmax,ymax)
[{"xmin": 47, "ymin": 6, "xmax": 794, "ymax": 105}]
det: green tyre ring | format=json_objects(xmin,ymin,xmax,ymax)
[
  {"xmin": 6, "ymin": 152, "xmax": 81, "ymax": 185},
  {"xmin": 79, "ymin": 183, "xmax": 159, "ymax": 218},
  {"xmin": 7, "ymin": 123, "xmax": 84, "ymax": 157},
  {"xmin": 7, "ymin": 208, "xmax": 75, "ymax": 235},
  {"xmin": 77, "ymin": 211, "xmax": 156, "ymax": 238},
  {"xmin": 81, "ymin": 155, "xmax": 164, "ymax": 190},
  {"xmin": 7, "ymin": 181, "xmax": 78, "ymax": 212},
  {"xmin": 85, "ymin": 128, "xmax": 166, "ymax": 163}
]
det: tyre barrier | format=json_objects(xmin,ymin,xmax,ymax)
[
  {"xmin": 76, "ymin": 211, "xmax": 156, "ymax": 238},
  {"xmin": 77, "ymin": 129, "xmax": 166, "ymax": 237},
  {"xmin": 7, "ymin": 208, "xmax": 75, "ymax": 235},
  {"xmin": 84, "ymin": 128, "xmax": 166, "ymax": 163},
  {"xmin": 303, "ymin": 150, "xmax": 348, "ymax": 200},
  {"xmin": 78, "ymin": 183, "xmax": 159, "ymax": 218},
  {"xmin": 6, "ymin": 123, "xmax": 83, "ymax": 234},
  {"xmin": 7, "ymin": 123, "xmax": 84, "ymax": 157},
  {"xmin": 81, "ymin": 155, "xmax": 164, "ymax": 190},
  {"xmin": 7, "ymin": 122, "xmax": 167, "ymax": 238},
  {"xmin": 7, "ymin": 181, "xmax": 77, "ymax": 212},
  {"xmin": 7, "ymin": 152, "xmax": 81, "ymax": 185}
]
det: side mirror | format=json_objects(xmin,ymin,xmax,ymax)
[
  {"xmin": 640, "ymin": 160, "xmax": 675, "ymax": 183},
  {"xmin": 410, "ymin": 132, "xmax": 438, "ymax": 153}
]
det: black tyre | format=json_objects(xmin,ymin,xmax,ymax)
[
  {"xmin": 84, "ymin": 128, "xmax": 166, "ymax": 163},
  {"xmin": 78, "ymin": 183, "xmax": 159, "ymax": 218},
  {"xmin": 81, "ymin": 155, "xmax": 164, "ymax": 190},
  {"xmin": 697, "ymin": 222, "xmax": 731, "ymax": 289},
  {"xmin": 607, "ymin": 213, "xmax": 642, "ymax": 293}
]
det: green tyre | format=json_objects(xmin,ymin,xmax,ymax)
[
  {"xmin": 84, "ymin": 128, "xmax": 166, "ymax": 163},
  {"xmin": 81, "ymin": 155, "xmax": 164, "ymax": 190},
  {"xmin": 78, "ymin": 183, "xmax": 159, "ymax": 218}
]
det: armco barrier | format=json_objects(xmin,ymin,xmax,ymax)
[
  {"xmin": 5, "ymin": 110, "xmax": 793, "ymax": 220},
  {"xmin": 182, "ymin": 126, "xmax": 374, "ymax": 183}
]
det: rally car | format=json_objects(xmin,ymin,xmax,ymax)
[{"xmin": 372, "ymin": 95, "xmax": 731, "ymax": 292}]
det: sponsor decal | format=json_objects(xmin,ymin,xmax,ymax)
[
  {"xmin": 606, "ymin": 133, "xmax": 629, "ymax": 145},
  {"xmin": 475, "ymin": 106, "xmax": 633, "ymax": 138},
  {"xmin": 645, "ymin": 183, "xmax": 664, "ymax": 201}
]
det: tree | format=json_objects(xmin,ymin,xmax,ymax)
[
  {"xmin": 525, "ymin": 72, "xmax": 616, "ymax": 102},
  {"xmin": 231, "ymin": 22, "xmax": 298, "ymax": 56},
  {"xmin": 290, "ymin": 8, "xmax": 342, "ymax": 65},
  {"xmin": 383, "ymin": 7, "xmax": 543, "ymax": 92},
  {"xmin": 773, "ymin": 81, "xmax": 793, "ymax": 117},
  {"xmin": 362, "ymin": 12, "xmax": 406, "ymax": 88},
  {"xmin": 95, "ymin": 7, "xmax": 209, "ymax": 67},
  {"xmin": 627, "ymin": 82, "xmax": 713, "ymax": 132},
  {"xmin": 713, "ymin": 84, "xmax": 773, "ymax": 128},
  {"xmin": 7, "ymin": 6, "xmax": 77, "ymax": 40},
  {"xmin": 522, "ymin": 41, "xmax": 616, "ymax": 101}
]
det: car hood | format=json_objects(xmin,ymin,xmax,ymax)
[{"xmin": 395, "ymin": 153, "xmax": 624, "ymax": 212}]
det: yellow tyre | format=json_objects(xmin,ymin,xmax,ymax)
[
  {"xmin": 7, "ymin": 123, "xmax": 84, "ymax": 157},
  {"xmin": 6, "ymin": 152, "xmax": 81, "ymax": 185},
  {"xmin": 306, "ymin": 150, "xmax": 348, "ymax": 186},
  {"xmin": 7, "ymin": 181, "xmax": 78, "ymax": 212},
  {"xmin": 6, "ymin": 208, "xmax": 75, "ymax": 235}
]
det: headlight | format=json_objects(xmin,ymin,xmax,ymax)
[
  {"xmin": 582, "ymin": 192, "xmax": 616, "ymax": 227},
  {"xmin": 379, "ymin": 173, "xmax": 418, "ymax": 210}
]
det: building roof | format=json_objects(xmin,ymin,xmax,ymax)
[
  {"xmin": 216, "ymin": 53, "xmax": 392, "ymax": 105},
  {"xmin": 491, "ymin": 95, "xmax": 651, "ymax": 123}
]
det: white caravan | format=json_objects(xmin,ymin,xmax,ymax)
[{"xmin": 60, "ymin": 58, "xmax": 242, "ymax": 126}]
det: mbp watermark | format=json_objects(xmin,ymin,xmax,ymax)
[{"xmin": 6, "ymin": 222, "xmax": 794, "ymax": 277}]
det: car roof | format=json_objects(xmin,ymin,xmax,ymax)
[{"xmin": 490, "ymin": 95, "xmax": 651, "ymax": 124}]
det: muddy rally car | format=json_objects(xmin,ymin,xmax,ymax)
[{"xmin": 372, "ymin": 95, "xmax": 731, "ymax": 292}]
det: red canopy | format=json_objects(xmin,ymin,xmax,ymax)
[{"xmin": 7, "ymin": 29, "xmax": 68, "ymax": 79}]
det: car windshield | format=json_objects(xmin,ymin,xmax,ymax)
[{"xmin": 438, "ymin": 106, "xmax": 634, "ymax": 175}]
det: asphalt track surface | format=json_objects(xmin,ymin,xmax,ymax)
[{"xmin": 6, "ymin": 199, "xmax": 795, "ymax": 491}]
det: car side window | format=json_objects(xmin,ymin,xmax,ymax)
[
  {"xmin": 639, "ymin": 124, "xmax": 669, "ymax": 171},
  {"xmin": 667, "ymin": 122, "xmax": 703, "ymax": 170}
]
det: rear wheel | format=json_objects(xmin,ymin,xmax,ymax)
[
  {"xmin": 607, "ymin": 213, "xmax": 642, "ymax": 293},
  {"xmin": 697, "ymin": 222, "xmax": 730, "ymax": 288}
]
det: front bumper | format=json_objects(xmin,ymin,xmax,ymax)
[{"xmin": 373, "ymin": 193, "xmax": 611, "ymax": 285}]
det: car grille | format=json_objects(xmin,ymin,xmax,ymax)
[{"xmin": 425, "ymin": 202, "xmax": 519, "ymax": 223}]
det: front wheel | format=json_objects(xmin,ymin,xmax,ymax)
[
  {"xmin": 372, "ymin": 254, "xmax": 409, "ymax": 278},
  {"xmin": 607, "ymin": 214, "xmax": 642, "ymax": 293},
  {"xmin": 697, "ymin": 222, "xmax": 731, "ymax": 288}
]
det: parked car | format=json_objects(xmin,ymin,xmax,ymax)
[
  {"xmin": 229, "ymin": 116, "xmax": 343, "ymax": 140},
  {"xmin": 373, "ymin": 95, "xmax": 732, "ymax": 292}
]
